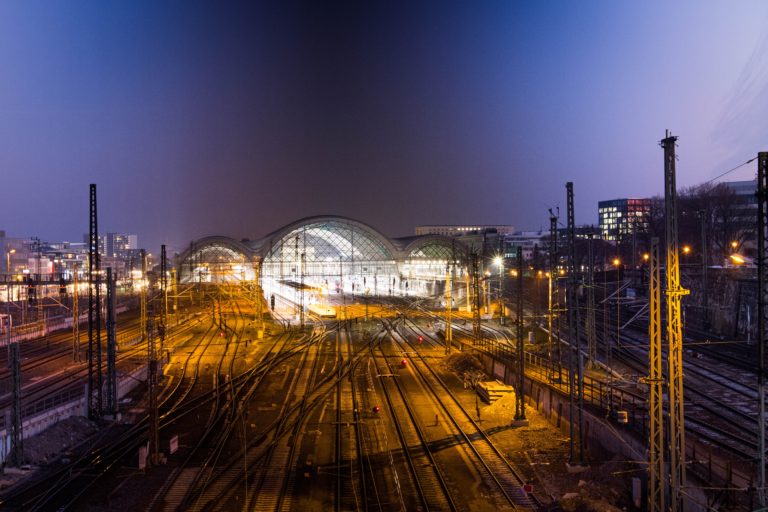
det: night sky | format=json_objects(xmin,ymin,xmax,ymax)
[{"xmin": 1, "ymin": 1, "xmax": 766, "ymax": 253}]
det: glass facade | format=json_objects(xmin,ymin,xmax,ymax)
[{"xmin": 598, "ymin": 198, "xmax": 652, "ymax": 241}]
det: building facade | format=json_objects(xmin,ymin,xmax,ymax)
[{"xmin": 598, "ymin": 198, "xmax": 652, "ymax": 242}]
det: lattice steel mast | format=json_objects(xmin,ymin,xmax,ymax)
[
  {"xmin": 471, "ymin": 252, "xmax": 482, "ymax": 348},
  {"xmin": 445, "ymin": 262, "xmax": 452, "ymax": 354},
  {"xmin": 586, "ymin": 232, "xmax": 597, "ymax": 367},
  {"xmin": 87, "ymin": 183, "xmax": 103, "ymax": 419},
  {"xmin": 647, "ymin": 238, "xmax": 664, "ymax": 512},
  {"xmin": 514, "ymin": 246, "xmax": 526, "ymax": 422},
  {"xmin": 662, "ymin": 131, "xmax": 688, "ymax": 511},
  {"xmin": 106, "ymin": 267, "xmax": 117, "ymax": 416},
  {"xmin": 566, "ymin": 182, "xmax": 585, "ymax": 465}
]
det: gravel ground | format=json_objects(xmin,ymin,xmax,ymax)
[{"xmin": 441, "ymin": 351, "xmax": 637, "ymax": 511}]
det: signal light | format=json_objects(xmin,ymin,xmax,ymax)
[
  {"xmin": 372, "ymin": 405, "xmax": 380, "ymax": 413},
  {"xmin": 401, "ymin": 358, "xmax": 408, "ymax": 366},
  {"xmin": 418, "ymin": 336, "xmax": 423, "ymax": 343}
]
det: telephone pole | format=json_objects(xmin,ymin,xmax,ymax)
[{"xmin": 662, "ymin": 131, "xmax": 689, "ymax": 511}]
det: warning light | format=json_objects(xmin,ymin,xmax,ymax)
[
  {"xmin": 219, "ymin": 332, "xmax": 224, "ymax": 337},
  {"xmin": 401, "ymin": 359, "xmax": 408, "ymax": 366},
  {"xmin": 372, "ymin": 405, "xmax": 380, "ymax": 413},
  {"xmin": 522, "ymin": 483, "xmax": 533, "ymax": 494},
  {"xmin": 418, "ymin": 336, "xmax": 423, "ymax": 343}
]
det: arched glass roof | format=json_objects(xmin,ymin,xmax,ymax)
[
  {"xmin": 264, "ymin": 219, "xmax": 394, "ymax": 263},
  {"xmin": 408, "ymin": 242, "xmax": 455, "ymax": 260},
  {"xmin": 177, "ymin": 237, "xmax": 253, "ymax": 283}
]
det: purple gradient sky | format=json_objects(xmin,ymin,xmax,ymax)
[{"xmin": 1, "ymin": 1, "xmax": 766, "ymax": 253}]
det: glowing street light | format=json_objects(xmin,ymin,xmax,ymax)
[
  {"xmin": 730, "ymin": 254, "xmax": 746, "ymax": 265},
  {"xmin": 642, "ymin": 253, "xmax": 650, "ymax": 262},
  {"xmin": 682, "ymin": 245, "xmax": 691, "ymax": 255}
]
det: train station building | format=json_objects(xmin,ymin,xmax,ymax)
[{"xmin": 176, "ymin": 215, "xmax": 470, "ymax": 308}]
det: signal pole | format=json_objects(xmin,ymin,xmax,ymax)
[
  {"xmin": 756, "ymin": 151, "xmax": 768, "ymax": 506},
  {"xmin": 662, "ymin": 131, "xmax": 689, "ymax": 511}
]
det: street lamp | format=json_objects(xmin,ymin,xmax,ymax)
[{"xmin": 494, "ymin": 256, "xmax": 504, "ymax": 325}]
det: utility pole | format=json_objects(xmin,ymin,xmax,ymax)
[
  {"xmin": 147, "ymin": 315, "xmax": 159, "ymax": 467},
  {"xmin": 445, "ymin": 262, "xmax": 452, "ymax": 354},
  {"xmin": 586, "ymin": 233, "xmax": 597, "ymax": 368},
  {"xmin": 106, "ymin": 267, "xmax": 117, "ymax": 416},
  {"xmin": 471, "ymin": 253, "xmax": 482, "ymax": 349},
  {"xmin": 549, "ymin": 210, "xmax": 561, "ymax": 381},
  {"xmin": 498, "ymin": 237, "xmax": 505, "ymax": 326},
  {"xmin": 140, "ymin": 249, "xmax": 147, "ymax": 343},
  {"xmin": 87, "ymin": 183, "xmax": 103, "ymax": 420},
  {"xmin": 756, "ymin": 151, "xmax": 768, "ymax": 507},
  {"xmin": 7, "ymin": 287, "xmax": 22, "ymax": 467},
  {"xmin": 465, "ymin": 266, "xmax": 471, "ymax": 313},
  {"xmin": 661, "ymin": 131, "xmax": 689, "ymax": 511},
  {"xmin": 300, "ymin": 252, "xmax": 306, "ymax": 329},
  {"xmin": 648, "ymin": 238, "xmax": 665, "ymax": 512},
  {"xmin": 255, "ymin": 258, "xmax": 264, "ymax": 338},
  {"xmin": 698, "ymin": 209, "xmax": 709, "ymax": 330},
  {"xmin": 160, "ymin": 245, "xmax": 167, "ymax": 356},
  {"xmin": 73, "ymin": 269, "xmax": 80, "ymax": 361},
  {"xmin": 514, "ymin": 246, "xmax": 527, "ymax": 424},
  {"xmin": 566, "ymin": 182, "xmax": 585, "ymax": 466}
]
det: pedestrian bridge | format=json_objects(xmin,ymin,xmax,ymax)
[{"xmin": 176, "ymin": 215, "xmax": 469, "ymax": 301}]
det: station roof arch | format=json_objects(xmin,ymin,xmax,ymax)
[
  {"xmin": 398, "ymin": 235, "xmax": 468, "ymax": 262},
  {"xmin": 256, "ymin": 215, "xmax": 398, "ymax": 262}
]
